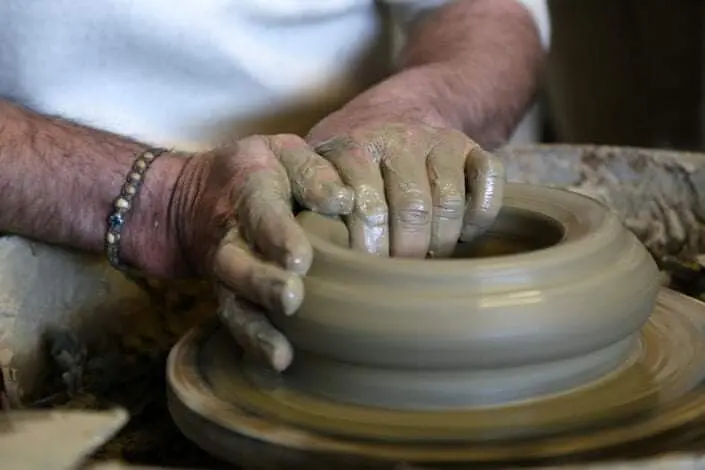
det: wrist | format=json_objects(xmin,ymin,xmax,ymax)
[
  {"xmin": 307, "ymin": 67, "xmax": 460, "ymax": 147},
  {"xmin": 119, "ymin": 151, "xmax": 189, "ymax": 278},
  {"xmin": 339, "ymin": 65, "xmax": 465, "ymax": 130},
  {"xmin": 360, "ymin": 64, "xmax": 527, "ymax": 148}
]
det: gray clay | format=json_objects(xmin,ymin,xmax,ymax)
[
  {"xmin": 166, "ymin": 184, "xmax": 705, "ymax": 467},
  {"xmin": 271, "ymin": 184, "xmax": 660, "ymax": 409}
]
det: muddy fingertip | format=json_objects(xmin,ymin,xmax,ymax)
[
  {"xmin": 317, "ymin": 184, "xmax": 355, "ymax": 215},
  {"xmin": 282, "ymin": 237, "xmax": 314, "ymax": 275},
  {"xmin": 281, "ymin": 274, "xmax": 305, "ymax": 316},
  {"xmin": 256, "ymin": 332, "xmax": 295, "ymax": 372}
]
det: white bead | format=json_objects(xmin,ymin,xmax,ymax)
[
  {"xmin": 128, "ymin": 172, "xmax": 141, "ymax": 182},
  {"xmin": 135, "ymin": 159, "xmax": 147, "ymax": 171},
  {"xmin": 106, "ymin": 232, "xmax": 119, "ymax": 244},
  {"xmin": 115, "ymin": 198, "xmax": 130, "ymax": 210},
  {"xmin": 142, "ymin": 151, "xmax": 155, "ymax": 161},
  {"xmin": 125, "ymin": 185, "xmax": 137, "ymax": 195}
]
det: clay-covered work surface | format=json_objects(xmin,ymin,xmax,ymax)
[
  {"xmin": 497, "ymin": 145, "xmax": 705, "ymax": 263},
  {"xmin": 0, "ymin": 409, "xmax": 128, "ymax": 470}
]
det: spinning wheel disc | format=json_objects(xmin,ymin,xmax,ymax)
[{"xmin": 168, "ymin": 289, "xmax": 705, "ymax": 467}]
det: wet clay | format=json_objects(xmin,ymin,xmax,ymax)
[
  {"xmin": 167, "ymin": 289, "xmax": 705, "ymax": 468},
  {"xmin": 266, "ymin": 184, "xmax": 659, "ymax": 409},
  {"xmin": 160, "ymin": 145, "xmax": 705, "ymax": 467},
  {"xmin": 165, "ymin": 183, "xmax": 705, "ymax": 469}
]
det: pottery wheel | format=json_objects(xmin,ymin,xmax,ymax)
[
  {"xmin": 167, "ymin": 185, "xmax": 705, "ymax": 467},
  {"xmin": 168, "ymin": 289, "xmax": 705, "ymax": 465}
]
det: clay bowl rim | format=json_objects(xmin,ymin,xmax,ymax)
[{"xmin": 298, "ymin": 183, "xmax": 617, "ymax": 275}]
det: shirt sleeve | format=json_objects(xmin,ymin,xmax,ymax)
[
  {"xmin": 515, "ymin": 0, "xmax": 550, "ymax": 49},
  {"xmin": 381, "ymin": 0, "xmax": 551, "ymax": 49}
]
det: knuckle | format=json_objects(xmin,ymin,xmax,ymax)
[
  {"xmin": 487, "ymin": 156, "xmax": 506, "ymax": 178},
  {"xmin": 271, "ymin": 133, "xmax": 308, "ymax": 150},
  {"xmin": 354, "ymin": 185, "xmax": 388, "ymax": 226},
  {"xmin": 435, "ymin": 190, "xmax": 465, "ymax": 220},
  {"xmin": 438, "ymin": 128, "xmax": 473, "ymax": 147},
  {"xmin": 468, "ymin": 144, "xmax": 503, "ymax": 166},
  {"xmin": 315, "ymin": 134, "xmax": 355, "ymax": 156},
  {"xmin": 233, "ymin": 136, "xmax": 279, "ymax": 167},
  {"xmin": 237, "ymin": 134, "xmax": 270, "ymax": 149},
  {"xmin": 468, "ymin": 156, "xmax": 506, "ymax": 184},
  {"xmin": 396, "ymin": 197, "xmax": 432, "ymax": 227},
  {"xmin": 358, "ymin": 209, "xmax": 388, "ymax": 228},
  {"xmin": 315, "ymin": 184, "xmax": 355, "ymax": 214}
]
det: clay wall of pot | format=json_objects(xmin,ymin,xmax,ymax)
[{"xmin": 546, "ymin": 0, "xmax": 703, "ymax": 150}]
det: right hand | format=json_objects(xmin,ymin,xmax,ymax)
[{"xmin": 165, "ymin": 135, "xmax": 354, "ymax": 371}]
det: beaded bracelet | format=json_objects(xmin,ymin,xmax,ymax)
[{"xmin": 105, "ymin": 148, "xmax": 168, "ymax": 271}]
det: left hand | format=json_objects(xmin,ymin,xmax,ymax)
[{"xmin": 307, "ymin": 100, "xmax": 506, "ymax": 258}]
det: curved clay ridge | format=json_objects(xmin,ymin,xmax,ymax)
[{"xmin": 266, "ymin": 184, "xmax": 661, "ymax": 408}]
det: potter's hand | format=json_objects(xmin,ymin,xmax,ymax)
[
  {"xmin": 172, "ymin": 136, "xmax": 354, "ymax": 370},
  {"xmin": 307, "ymin": 106, "xmax": 505, "ymax": 258}
]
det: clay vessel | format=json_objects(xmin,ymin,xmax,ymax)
[{"xmin": 266, "ymin": 183, "xmax": 661, "ymax": 409}]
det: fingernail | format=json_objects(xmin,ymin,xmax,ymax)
[
  {"xmin": 280, "ymin": 275, "xmax": 304, "ymax": 316},
  {"xmin": 283, "ymin": 241, "xmax": 313, "ymax": 275},
  {"xmin": 256, "ymin": 331, "xmax": 294, "ymax": 372}
]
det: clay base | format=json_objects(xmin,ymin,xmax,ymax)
[{"xmin": 167, "ymin": 289, "xmax": 705, "ymax": 468}]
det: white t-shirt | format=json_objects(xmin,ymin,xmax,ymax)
[{"xmin": 0, "ymin": 0, "xmax": 549, "ymax": 151}]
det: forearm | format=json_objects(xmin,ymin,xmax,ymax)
[
  {"xmin": 354, "ymin": 0, "xmax": 545, "ymax": 148},
  {"xmin": 0, "ymin": 99, "xmax": 183, "ymax": 275}
]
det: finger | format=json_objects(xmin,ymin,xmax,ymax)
[
  {"xmin": 235, "ymin": 136, "xmax": 313, "ymax": 274},
  {"xmin": 316, "ymin": 137, "xmax": 389, "ymax": 256},
  {"xmin": 426, "ymin": 135, "xmax": 468, "ymax": 257},
  {"xmin": 217, "ymin": 287, "xmax": 294, "ymax": 372},
  {"xmin": 381, "ymin": 142, "xmax": 432, "ymax": 258},
  {"xmin": 214, "ymin": 229, "xmax": 304, "ymax": 316},
  {"xmin": 271, "ymin": 134, "xmax": 354, "ymax": 215},
  {"xmin": 460, "ymin": 145, "xmax": 506, "ymax": 242}
]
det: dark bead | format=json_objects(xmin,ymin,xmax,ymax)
[{"xmin": 108, "ymin": 213, "xmax": 124, "ymax": 230}]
